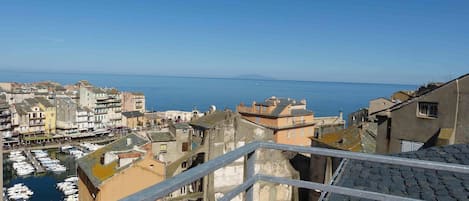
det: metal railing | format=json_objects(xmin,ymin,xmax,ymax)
[{"xmin": 120, "ymin": 141, "xmax": 469, "ymax": 201}]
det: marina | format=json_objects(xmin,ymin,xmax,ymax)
[
  {"xmin": 24, "ymin": 150, "xmax": 45, "ymax": 174},
  {"xmin": 3, "ymin": 142, "xmax": 106, "ymax": 201}
]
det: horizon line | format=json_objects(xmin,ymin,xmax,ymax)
[{"xmin": 0, "ymin": 68, "xmax": 419, "ymax": 87}]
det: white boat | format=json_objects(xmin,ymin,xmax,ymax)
[
  {"xmin": 64, "ymin": 176, "xmax": 78, "ymax": 183},
  {"xmin": 7, "ymin": 183, "xmax": 33, "ymax": 200},
  {"xmin": 61, "ymin": 145, "xmax": 73, "ymax": 152},
  {"xmin": 50, "ymin": 165, "xmax": 67, "ymax": 172},
  {"xmin": 63, "ymin": 189, "xmax": 78, "ymax": 196}
]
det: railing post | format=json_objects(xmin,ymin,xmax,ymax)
[{"xmin": 244, "ymin": 150, "xmax": 256, "ymax": 201}]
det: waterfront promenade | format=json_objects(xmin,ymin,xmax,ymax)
[{"xmin": 2, "ymin": 136, "xmax": 120, "ymax": 153}]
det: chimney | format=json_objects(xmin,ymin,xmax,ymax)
[{"xmin": 127, "ymin": 138, "xmax": 132, "ymax": 146}]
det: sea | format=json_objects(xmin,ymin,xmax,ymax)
[{"xmin": 1, "ymin": 71, "xmax": 417, "ymax": 200}]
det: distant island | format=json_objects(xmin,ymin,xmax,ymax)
[{"xmin": 232, "ymin": 74, "xmax": 276, "ymax": 80}]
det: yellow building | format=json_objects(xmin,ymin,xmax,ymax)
[
  {"xmin": 35, "ymin": 97, "xmax": 56, "ymax": 135},
  {"xmin": 237, "ymin": 96, "xmax": 315, "ymax": 146},
  {"xmin": 77, "ymin": 134, "xmax": 165, "ymax": 201}
]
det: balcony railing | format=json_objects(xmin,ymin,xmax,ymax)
[{"xmin": 120, "ymin": 141, "xmax": 469, "ymax": 201}]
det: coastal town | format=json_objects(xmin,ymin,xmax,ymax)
[{"xmin": 1, "ymin": 73, "xmax": 468, "ymax": 201}]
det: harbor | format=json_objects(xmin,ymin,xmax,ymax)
[
  {"xmin": 3, "ymin": 142, "xmax": 108, "ymax": 201},
  {"xmin": 23, "ymin": 150, "xmax": 45, "ymax": 174}
]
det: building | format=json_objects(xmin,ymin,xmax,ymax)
[
  {"xmin": 143, "ymin": 112, "xmax": 159, "ymax": 128},
  {"xmin": 391, "ymin": 90, "xmax": 414, "ymax": 102},
  {"xmin": 121, "ymin": 92, "xmax": 145, "ymax": 113},
  {"xmin": 375, "ymin": 74, "xmax": 469, "ymax": 154},
  {"xmin": 56, "ymin": 97, "xmax": 78, "ymax": 134},
  {"xmin": 324, "ymin": 143, "xmax": 469, "ymax": 200},
  {"xmin": 13, "ymin": 101, "xmax": 45, "ymax": 139},
  {"xmin": 156, "ymin": 110, "xmax": 202, "ymax": 124},
  {"xmin": 80, "ymin": 86, "xmax": 122, "ymax": 129},
  {"xmin": 0, "ymin": 97, "xmax": 12, "ymax": 140},
  {"xmin": 347, "ymin": 108, "xmax": 368, "ymax": 127},
  {"xmin": 32, "ymin": 97, "xmax": 56, "ymax": 135},
  {"xmin": 368, "ymin": 97, "xmax": 395, "ymax": 116},
  {"xmin": 121, "ymin": 111, "xmax": 144, "ymax": 129},
  {"xmin": 3, "ymin": 92, "xmax": 34, "ymax": 105},
  {"xmin": 188, "ymin": 110, "xmax": 298, "ymax": 201},
  {"xmin": 237, "ymin": 96, "xmax": 315, "ymax": 146},
  {"xmin": 77, "ymin": 134, "xmax": 165, "ymax": 201},
  {"xmin": 144, "ymin": 123, "xmax": 193, "ymax": 199},
  {"xmin": 313, "ymin": 112, "xmax": 346, "ymax": 138},
  {"xmin": 104, "ymin": 89, "xmax": 122, "ymax": 127},
  {"xmin": 77, "ymin": 107, "xmax": 95, "ymax": 132}
]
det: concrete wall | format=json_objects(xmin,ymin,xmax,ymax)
[
  {"xmin": 388, "ymin": 81, "xmax": 457, "ymax": 153},
  {"xmin": 369, "ymin": 98, "xmax": 394, "ymax": 115},
  {"xmin": 455, "ymin": 76, "xmax": 469, "ymax": 143},
  {"xmin": 152, "ymin": 141, "xmax": 179, "ymax": 163},
  {"xmin": 377, "ymin": 75, "xmax": 469, "ymax": 153},
  {"xmin": 275, "ymin": 126, "xmax": 315, "ymax": 146},
  {"xmin": 201, "ymin": 112, "xmax": 298, "ymax": 201},
  {"xmin": 78, "ymin": 156, "xmax": 165, "ymax": 201}
]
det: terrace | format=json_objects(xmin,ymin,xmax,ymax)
[{"xmin": 120, "ymin": 141, "xmax": 469, "ymax": 201}]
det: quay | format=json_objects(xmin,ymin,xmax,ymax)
[
  {"xmin": 3, "ymin": 136, "xmax": 120, "ymax": 154},
  {"xmin": 24, "ymin": 149, "xmax": 45, "ymax": 173}
]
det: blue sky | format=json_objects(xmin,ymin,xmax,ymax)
[{"xmin": 0, "ymin": 0, "xmax": 468, "ymax": 84}]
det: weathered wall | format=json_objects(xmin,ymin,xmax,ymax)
[
  {"xmin": 389, "ymin": 81, "xmax": 458, "ymax": 153},
  {"xmin": 205, "ymin": 112, "xmax": 298, "ymax": 201},
  {"xmin": 98, "ymin": 157, "xmax": 165, "ymax": 201},
  {"xmin": 369, "ymin": 98, "xmax": 394, "ymax": 115},
  {"xmin": 151, "ymin": 141, "xmax": 179, "ymax": 163},
  {"xmin": 275, "ymin": 126, "xmax": 315, "ymax": 146},
  {"xmin": 455, "ymin": 76, "xmax": 469, "ymax": 143}
]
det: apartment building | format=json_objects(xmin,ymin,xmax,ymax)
[
  {"xmin": 121, "ymin": 92, "xmax": 145, "ymax": 113},
  {"xmin": 237, "ymin": 96, "xmax": 315, "ymax": 146}
]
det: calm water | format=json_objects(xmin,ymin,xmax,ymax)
[
  {"xmin": 0, "ymin": 71, "xmax": 416, "ymax": 117},
  {"xmin": 3, "ymin": 150, "xmax": 77, "ymax": 201},
  {"xmin": 1, "ymin": 71, "xmax": 416, "ymax": 200}
]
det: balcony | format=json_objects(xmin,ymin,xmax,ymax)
[
  {"xmin": 0, "ymin": 111, "xmax": 11, "ymax": 117},
  {"xmin": 120, "ymin": 141, "xmax": 469, "ymax": 201}
]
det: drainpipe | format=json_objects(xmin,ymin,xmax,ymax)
[{"xmin": 451, "ymin": 79, "xmax": 460, "ymax": 144}]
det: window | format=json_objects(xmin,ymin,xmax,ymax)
[
  {"xmin": 418, "ymin": 102, "xmax": 438, "ymax": 118},
  {"xmin": 182, "ymin": 142, "xmax": 189, "ymax": 152},
  {"xmin": 401, "ymin": 140, "xmax": 423, "ymax": 152},
  {"xmin": 255, "ymin": 117, "xmax": 260, "ymax": 123},
  {"xmin": 160, "ymin": 144, "xmax": 167, "ymax": 153}
]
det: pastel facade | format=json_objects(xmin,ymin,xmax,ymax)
[
  {"xmin": 77, "ymin": 134, "xmax": 165, "ymax": 201},
  {"xmin": 121, "ymin": 92, "xmax": 145, "ymax": 113},
  {"xmin": 237, "ymin": 96, "xmax": 315, "ymax": 146}
]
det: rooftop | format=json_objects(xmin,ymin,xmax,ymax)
[
  {"xmin": 327, "ymin": 144, "xmax": 469, "ymax": 200},
  {"xmin": 147, "ymin": 131, "xmax": 175, "ymax": 142},
  {"xmin": 173, "ymin": 122, "xmax": 192, "ymax": 130},
  {"xmin": 190, "ymin": 110, "xmax": 230, "ymax": 129},
  {"xmin": 35, "ymin": 97, "xmax": 54, "ymax": 108},
  {"xmin": 122, "ymin": 111, "xmax": 144, "ymax": 118},
  {"xmin": 240, "ymin": 97, "xmax": 313, "ymax": 118},
  {"xmin": 76, "ymin": 133, "xmax": 149, "ymax": 187}
]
